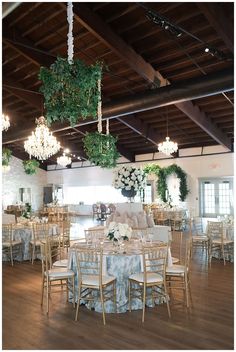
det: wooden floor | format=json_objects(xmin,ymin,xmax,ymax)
[{"xmin": 2, "ymin": 227, "xmax": 234, "ymax": 350}]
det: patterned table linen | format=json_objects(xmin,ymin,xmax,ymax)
[
  {"xmin": 69, "ymin": 241, "xmax": 172, "ymax": 313},
  {"xmin": 2, "ymin": 223, "xmax": 58, "ymax": 261}
]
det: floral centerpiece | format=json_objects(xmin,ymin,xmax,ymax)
[
  {"xmin": 106, "ymin": 222, "xmax": 132, "ymax": 242},
  {"xmin": 113, "ymin": 165, "xmax": 146, "ymax": 200}
]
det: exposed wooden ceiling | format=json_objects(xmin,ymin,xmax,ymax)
[{"xmin": 2, "ymin": 2, "xmax": 234, "ymax": 169}]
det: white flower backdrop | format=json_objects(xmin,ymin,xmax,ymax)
[{"xmin": 113, "ymin": 166, "xmax": 146, "ymax": 192}]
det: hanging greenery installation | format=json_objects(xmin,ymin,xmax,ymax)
[
  {"xmin": 39, "ymin": 57, "xmax": 102, "ymax": 126},
  {"xmin": 23, "ymin": 160, "xmax": 40, "ymax": 175},
  {"xmin": 2, "ymin": 148, "xmax": 12, "ymax": 166},
  {"xmin": 83, "ymin": 131, "xmax": 120, "ymax": 169}
]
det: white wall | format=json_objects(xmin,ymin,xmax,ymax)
[
  {"xmin": 46, "ymin": 146, "xmax": 234, "ymax": 216},
  {"xmin": 2, "ymin": 156, "xmax": 47, "ymax": 211}
]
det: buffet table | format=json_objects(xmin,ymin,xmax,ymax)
[{"xmin": 69, "ymin": 240, "xmax": 172, "ymax": 313}]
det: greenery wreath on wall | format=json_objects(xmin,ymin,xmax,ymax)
[
  {"xmin": 144, "ymin": 163, "xmax": 189, "ymax": 202},
  {"xmin": 157, "ymin": 164, "xmax": 190, "ymax": 202},
  {"xmin": 83, "ymin": 132, "xmax": 120, "ymax": 169},
  {"xmin": 39, "ymin": 57, "xmax": 102, "ymax": 126},
  {"xmin": 2, "ymin": 148, "xmax": 12, "ymax": 166},
  {"xmin": 23, "ymin": 160, "xmax": 40, "ymax": 175}
]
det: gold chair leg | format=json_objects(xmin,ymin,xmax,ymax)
[
  {"xmin": 113, "ymin": 282, "xmax": 116, "ymax": 312},
  {"xmin": 32, "ymin": 245, "xmax": 35, "ymax": 265},
  {"xmin": 128, "ymin": 280, "xmax": 131, "ymax": 312},
  {"xmin": 41, "ymin": 277, "xmax": 45, "ymax": 306},
  {"xmin": 222, "ymin": 245, "xmax": 226, "ymax": 265},
  {"xmin": 164, "ymin": 282, "xmax": 171, "ymax": 318},
  {"xmin": 75, "ymin": 287, "xmax": 81, "ymax": 321},
  {"xmin": 142, "ymin": 285, "xmax": 146, "ymax": 323},
  {"xmin": 46, "ymin": 279, "xmax": 49, "ymax": 314},
  {"xmin": 10, "ymin": 246, "xmax": 13, "ymax": 266},
  {"xmin": 185, "ymin": 275, "xmax": 189, "ymax": 308},
  {"xmin": 72, "ymin": 278, "xmax": 75, "ymax": 308},
  {"xmin": 100, "ymin": 287, "xmax": 106, "ymax": 325}
]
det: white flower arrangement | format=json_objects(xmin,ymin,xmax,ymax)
[
  {"xmin": 106, "ymin": 222, "xmax": 132, "ymax": 242},
  {"xmin": 113, "ymin": 165, "xmax": 146, "ymax": 191}
]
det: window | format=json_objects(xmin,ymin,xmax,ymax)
[{"xmin": 199, "ymin": 178, "xmax": 233, "ymax": 217}]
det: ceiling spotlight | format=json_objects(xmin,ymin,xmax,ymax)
[
  {"xmin": 146, "ymin": 10, "xmax": 182, "ymax": 38},
  {"xmin": 73, "ymin": 154, "xmax": 76, "ymax": 157},
  {"xmin": 204, "ymin": 46, "xmax": 225, "ymax": 60},
  {"xmin": 77, "ymin": 156, "xmax": 81, "ymax": 160},
  {"xmin": 64, "ymin": 148, "xmax": 70, "ymax": 154}
]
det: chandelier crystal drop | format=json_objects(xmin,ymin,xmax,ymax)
[
  {"xmin": 57, "ymin": 152, "xmax": 72, "ymax": 167},
  {"xmin": 158, "ymin": 137, "xmax": 178, "ymax": 156},
  {"xmin": 24, "ymin": 116, "xmax": 61, "ymax": 160},
  {"xmin": 2, "ymin": 114, "xmax": 10, "ymax": 131}
]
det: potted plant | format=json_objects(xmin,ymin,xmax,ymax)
[{"xmin": 23, "ymin": 160, "xmax": 40, "ymax": 175}]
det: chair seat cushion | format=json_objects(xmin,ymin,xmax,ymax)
[
  {"xmin": 192, "ymin": 235, "xmax": 208, "ymax": 241},
  {"xmin": 166, "ymin": 265, "xmax": 185, "ymax": 275},
  {"xmin": 129, "ymin": 272, "xmax": 163, "ymax": 284},
  {"xmin": 3, "ymin": 240, "xmax": 22, "ymax": 247},
  {"xmin": 82, "ymin": 274, "xmax": 116, "ymax": 287},
  {"xmin": 212, "ymin": 239, "xmax": 234, "ymax": 244},
  {"xmin": 172, "ymin": 257, "xmax": 180, "ymax": 264},
  {"xmin": 52, "ymin": 259, "xmax": 68, "ymax": 268},
  {"xmin": 46, "ymin": 268, "xmax": 75, "ymax": 280}
]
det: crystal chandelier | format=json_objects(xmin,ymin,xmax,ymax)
[
  {"xmin": 158, "ymin": 137, "xmax": 178, "ymax": 156},
  {"xmin": 158, "ymin": 107, "xmax": 178, "ymax": 156},
  {"xmin": 57, "ymin": 152, "xmax": 72, "ymax": 167},
  {"xmin": 24, "ymin": 116, "xmax": 61, "ymax": 160},
  {"xmin": 2, "ymin": 114, "xmax": 10, "ymax": 131}
]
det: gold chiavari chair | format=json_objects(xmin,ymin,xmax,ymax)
[
  {"xmin": 84, "ymin": 227, "xmax": 105, "ymax": 244},
  {"xmin": 166, "ymin": 239, "xmax": 192, "ymax": 308},
  {"xmin": 131, "ymin": 228, "xmax": 148, "ymax": 240},
  {"xmin": 40, "ymin": 237, "xmax": 75, "ymax": 314},
  {"xmin": 208, "ymin": 221, "xmax": 234, "ymax": 266},
  {"xmin": 60, "ymin": 221, "xmax": 71, "ymax": 252},
  {"xmin": 75, "ymin": 246, "xmax": 116, "ymax": 325},
  {"xmin": 128, "ymin": 244, "xmax": 171, "ymax": 322},
  {"xmin": 190, "ymin": 217, "xmax": 209, "ymax": 258},
  {"xmin": 2, "ymin": 224, "xmax": 23, "ymax": 266},
  {"xmin": 30, "ymin": 223, "xmax": 50, "ymax": 264}
]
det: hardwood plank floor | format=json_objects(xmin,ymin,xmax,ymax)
[{"xmin": 2, "ymin": 227, "xmax": 234, "ymax": 350}]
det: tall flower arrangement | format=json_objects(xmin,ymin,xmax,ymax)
[{"xmin": 113, "ymin": 166, "xmax": 146, "ymax": 195}]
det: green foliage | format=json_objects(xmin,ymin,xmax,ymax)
[
  {"xmin": 23, "ymin": 160, "xmax": 40, "ymax": 175},
  {"xmin": 39, "ymin": 57, "xmax": 102, "ymax": 126},
  {"xmin": 144, "ymin": 163, "xmax": 190, "ymax": 202},
  {"xmin": 83, "ymin": 132, "xmax": 120, "ymax": 169},
  {"xmin": 143, "ymin": 164, "xmax": 161, "ymax": 176},
  {"xmin": 22, "ymin": 202, "xmax": 32, "ymax": 219},
  {"xmin": 2, "ymin": 148, "xmax": 12, "ymax": 166}
]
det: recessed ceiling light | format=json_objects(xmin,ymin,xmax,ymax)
[{"xmin": 64, "ymin": 148, "xmax": 70, "ymax": 153}]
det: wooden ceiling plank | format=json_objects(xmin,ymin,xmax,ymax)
[
  {"xmin": 60, "ymin": 2, "xmax": 166, "ymax": 87},
  {"xmin": 198, "ymin": 3, "xmax": 233, "ymax": 53},
  {"xmin": 3, "ymin": 77, "xmax": 43, "ymax": 111},
  {"xmin": 175, "ymin": 101, "xmax": 232, "ymax": 150},
  {"xmin": 3, "ymin": 25, "xmax": 56, "ymax": 67}
]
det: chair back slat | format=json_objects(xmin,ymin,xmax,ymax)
[
  {"xmin": 142, "ymin": 245, "xmax": 168, "ymax": 277},
  {"xmin": 2, "ymin": 224, "xmax": 13, "ymax": 243},
  {"xmin": 75, "ymin": 247, "xmax": 102, "ymax": 284}
]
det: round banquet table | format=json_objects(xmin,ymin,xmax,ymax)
[
  {"xmin": 68, "ymin": 240, "xmax": 172, "ymax": 313},
  {"xmin": 3, "ymin": 222, "xmax": 58, "ymax": 261}
]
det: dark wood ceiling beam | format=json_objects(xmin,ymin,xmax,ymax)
[
  {"xmin": 198, "ymin": 3, "xmax": 233, "ymax": 53},
  {"xmin": 3, "ymin": 25, "xmax": 56, "ymax": 67},
  {"xmin": 117, "ymin": 115, "xmax": 163, "ymax": 146},
  {"xmin": 175, "ymin": 101, "xmax": 232, "ymax": 150},
  {"xmin": 61, "ymin": 2, "xmax": 166, "ymax": 87},
  {"xmin": 3, "ymin": 77, "xmax": 43, "ymax": 111}
]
